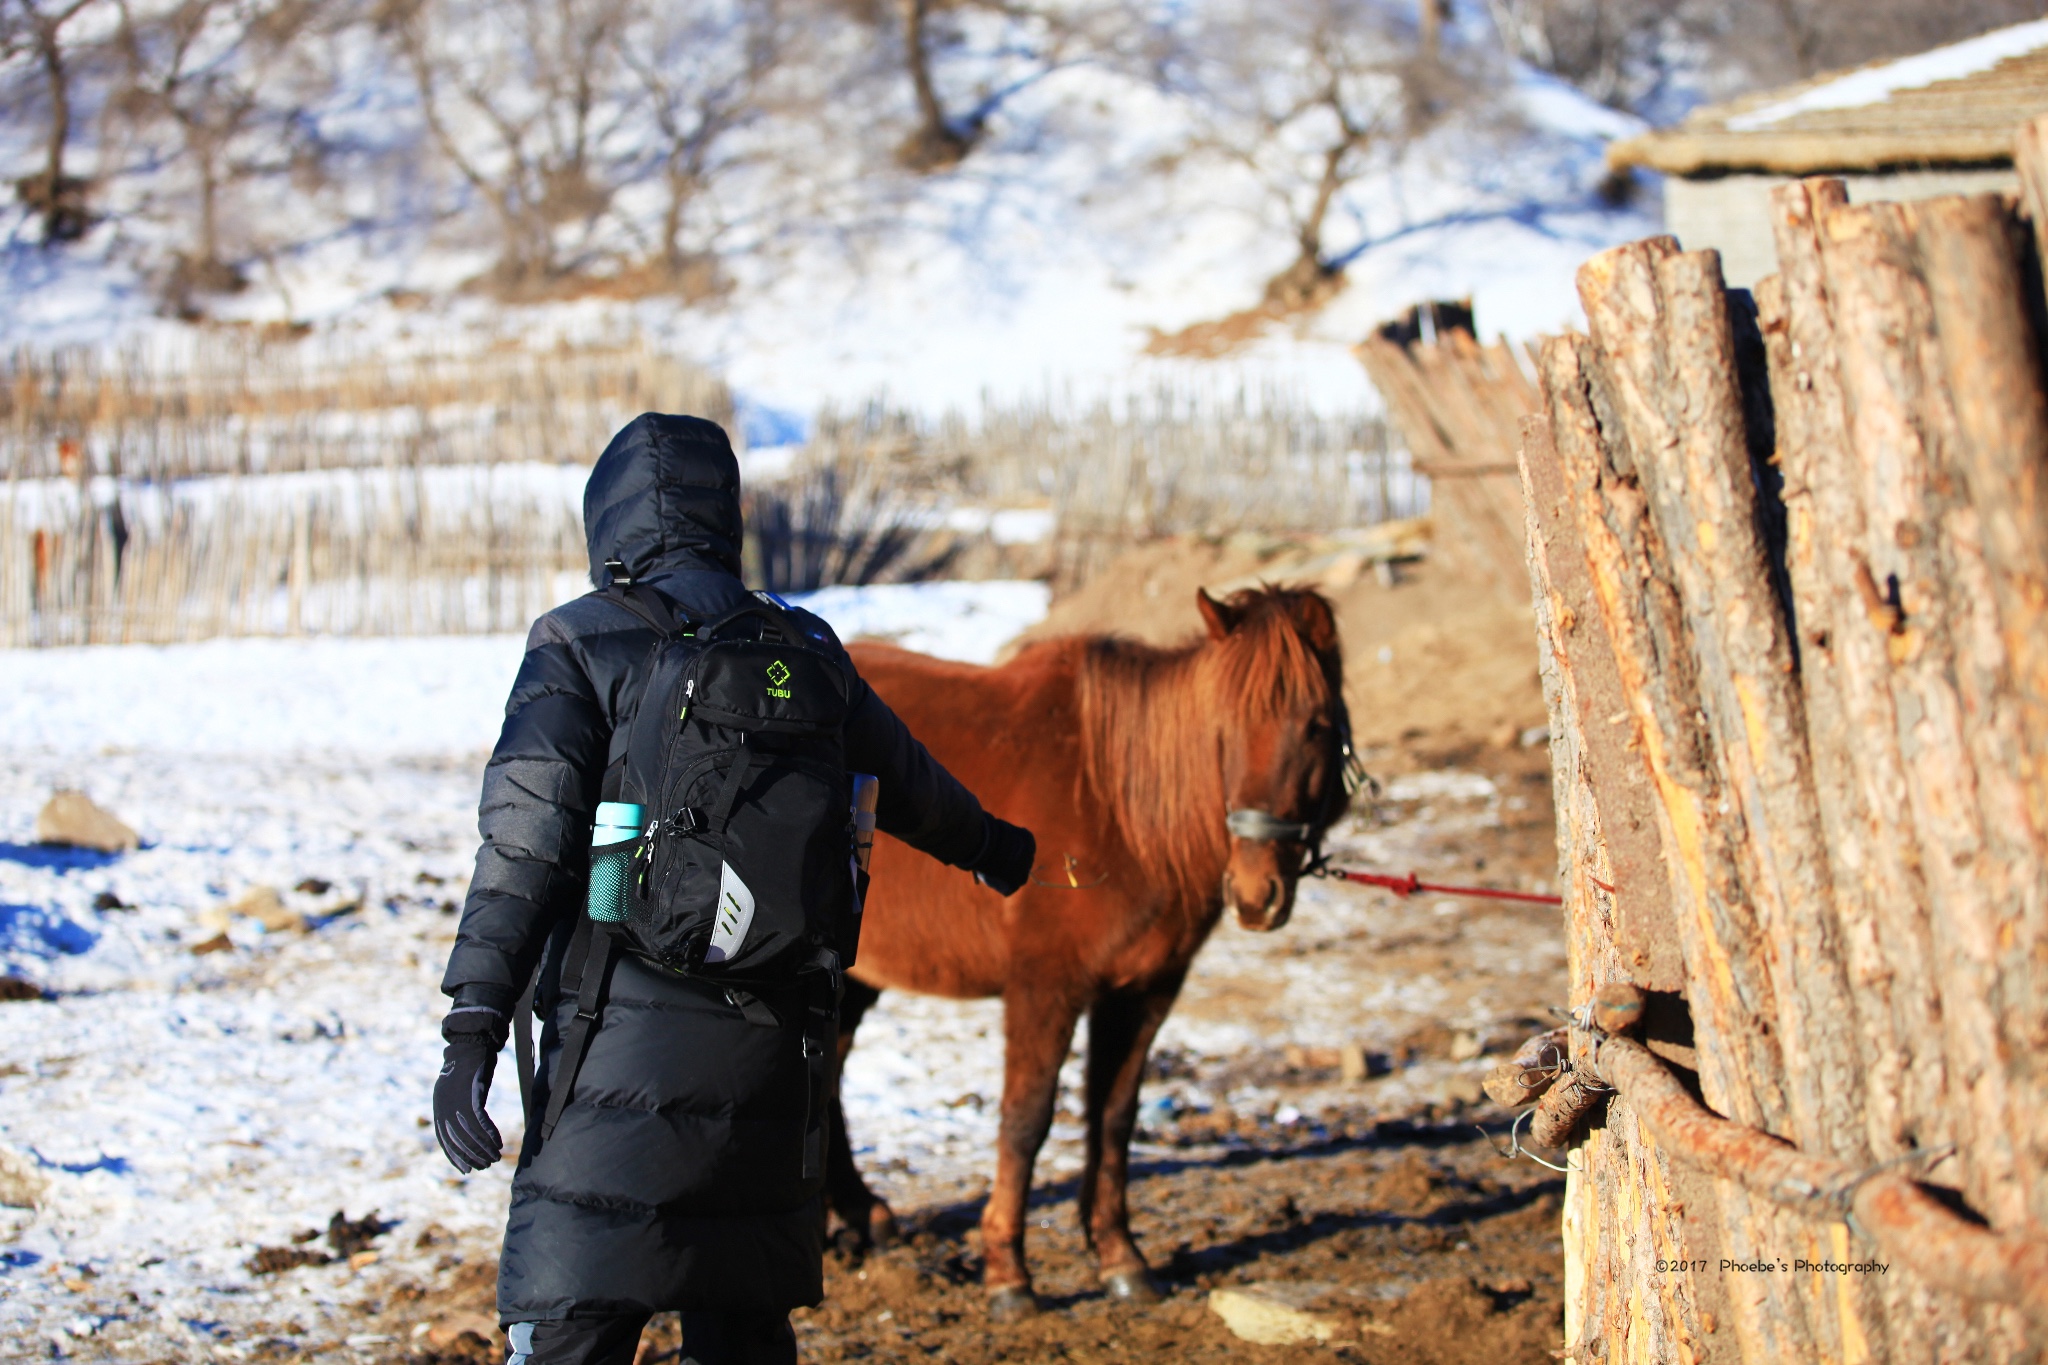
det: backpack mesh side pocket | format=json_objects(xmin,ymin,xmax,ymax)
[{"xmin": 587, "ymin": 839, "xmax": 641, "ymax": 924}]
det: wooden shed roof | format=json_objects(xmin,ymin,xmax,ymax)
[{"xmin": 1609, "ymin": 20, "xmax": 2048, "ymax": 176}]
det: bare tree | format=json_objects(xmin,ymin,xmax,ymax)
[
  {"xmin": 391, "ymin": 0, "xmax": 816, "ymax": 295},
  {"xmin": 614, "ymin": 0, "xmax": 796, "ymax": 294},
  {"xmin": 1482, "ymin": 0, "xmax": 1683, "ymax": 112},
  {"xmin": 112, "ymin": 0, "xmax": 333, "ymax": 303},
  {"xmin": 10, "ymin": 0, "xmax": 105, "ymax": 239},
  {"xmin": 388, "ymin": 0, "xmax": 636, "ymax": 290},
  {"xmin": 813, "ymin": 0, "xmax": 1101, "ymax": 174},
  {"xmin": 1144, "ymin": 0, "xmax": 1477, "ymax": 308},
  {"xmin": 1705, "ymin": 0, "xmax": 2047, "ymax": 85},
  {"xmin": 896, "ymin": 0, "xmax": 974, "ymax": 169}
]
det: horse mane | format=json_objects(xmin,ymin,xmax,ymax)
[{"xmin": 1075, "ymin": 587, "xmax": 1343, "ymax": 907}]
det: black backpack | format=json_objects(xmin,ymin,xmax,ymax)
[
  {"xmin": 610, "ymin": 588, "xmax": 863, "ymax": 975},
  {"xmin": 529, "ymin": 580, "xmax": 865, "ymax": 1158}
]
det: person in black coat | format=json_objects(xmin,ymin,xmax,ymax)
[{"xmin": 431, "ymin": 413, "xmax": 1037, "ymax": 1365}]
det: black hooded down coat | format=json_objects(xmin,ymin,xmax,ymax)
[{"xmin": 440, "ymin": 413, "xmax": 993, "ymax": 1324}]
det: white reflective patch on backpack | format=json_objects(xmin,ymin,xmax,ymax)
[{"xmin": 705, "ymin": 863, "xmax": 756, "ymax": 963}]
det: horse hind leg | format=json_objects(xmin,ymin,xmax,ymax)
[
  {"xmin": 828, "ymin": 977, "xmax": 899, "ymax": 1252},
  {"xmin": 1080, "ymin": 980, "xmax": 1183, "ymax": 1305}
]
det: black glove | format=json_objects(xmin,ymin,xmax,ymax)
[
  {"xmin": 971, "ymin": 814, "xmax": 1037, "ymax": 897},
  {"xmin": 434, "ymin": 1005, "xmax": 507, "ymax": 1174}
]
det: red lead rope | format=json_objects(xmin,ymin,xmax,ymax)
[{"xmin": 1318, "ymin": 866, "xmax": 1564, "ymax": 906}]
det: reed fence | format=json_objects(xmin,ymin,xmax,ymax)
[
  {"xmin": 0, "ymin": 338, "xmax": 720, "ymax": 645},
  {"xmin": 4, "ymin": 468, "xmax": 591, "ymax": 645},
  {"xmin": 1, "ymin": 342, "xmax": 1417, "ymax": 644},
  {"xmin": 0, "ymin": 337, "xmax": 731, "ymax": 478}
]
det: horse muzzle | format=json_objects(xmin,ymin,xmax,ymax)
[
  {"xmin": 1221, "ymin": 871, "xmax": 1293, "ymax": 931},
  {"xmin": 1223, "ymin": 807, "xmax": 1311, "ymax": 930}
]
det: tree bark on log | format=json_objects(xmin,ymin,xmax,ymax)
[
  {"xmin": 1521, "ymin": 416, "xmax": 1732, "ymax": 1364},
  {"xmin": 1575, "ymin": 241, "xmax": 1864, "ymax": 1170},
  {"xmin": 1758, "ymin": 179, "xmax": 1955, "ymax": 1361},
  {"xmin": 1911, "ymin": 192, "xmax": 2048, "ymax": 1236},
  {"xmin": 1537, "ymin": 327, "xmax": 1817, "ymax": 1361},
  {"xmin": 1814, "ymin": 199, "xmax": 2036, "ymax": 1256},
  {"xmin": 1518, "ymin": 413, "xmax": 1683, "ymax": 992},
  {"xmin": 1537, "ymin": 323, "xmax": 1788, "ymax": 1134}
]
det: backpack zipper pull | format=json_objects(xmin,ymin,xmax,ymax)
[
  {"xmin": 678, "ymin": 677, "xmax": 696, "ymax": 724},
  {"xmin": 633, "ymin": 817, "xmax": 660, "ymax": 902}
]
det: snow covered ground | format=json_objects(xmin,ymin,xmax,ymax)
[
  {"xmin": 0, "ymin": 583, "xmax": 1049, "ymax": 1359},
  {"xmin": 0, "ymin": 582, "xmax": 1051, "ymax": 761},
  {"xmin": 0, "ymin": 581, "xmax": 1547, "ymax": 1360}
]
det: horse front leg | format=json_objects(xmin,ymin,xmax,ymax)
[
  {"xmin": 1079, "ymin": 977, "xmax": 1182, "ymax": 1304},
  {"xmin": 827, "ymin": 978, "xmax": 898, "ymax": 1252},
  {"xmin": 983, "ymin": 985, "xmax": 1083, "ymax": 1319}
]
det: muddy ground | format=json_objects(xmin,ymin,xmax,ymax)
[{"xmin": 150, "ymin": 545, "xmax": 1571, "ymax": 1365}]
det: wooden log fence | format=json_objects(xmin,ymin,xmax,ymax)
[
  {"xmin": 3, "ymin": 355, "xmax": 1419, "ymax": 643},
  {"xmin": 1515, "ymin": 115, "xmax": 2048, "ymax": 1361},
  {"xmin": 1355, "ymin": 316, "xmax": 1538, "ymax": 599},
  {"xmin": 0, "ymin": 339, "xmax": 716, "ymax": 644}
]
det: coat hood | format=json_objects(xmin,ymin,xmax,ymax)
[{"xmin": 584, "ymin": 413, "xmax": 744, "ymax": 585}]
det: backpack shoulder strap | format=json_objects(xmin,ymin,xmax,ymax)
[
  {"xmin": 703, "ymin": 598, "xmax": 796, "ymax": 642},
  {"xmin": 538, "ymin": 916, "xmax": 618, "ymax": 1141},
  {"xmin": 513, "ymin": 966, "xmax": 537, "ymax": 1143},
  {"xmin": 597, "ymin": 583, "xmax": 688, "ymax": 637}
]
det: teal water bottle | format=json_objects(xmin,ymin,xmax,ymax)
[{"xmin": 587, "ymin": 801, "xmax": 645, "ymax": 923}]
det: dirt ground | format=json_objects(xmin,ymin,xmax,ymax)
[{"xmin": 364, "ymin": 542, "xmax": 1571, "ymax": 1365}]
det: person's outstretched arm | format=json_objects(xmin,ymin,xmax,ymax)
[
  {"xmin": 434, "ymin": 633, "xmax": 609, "ymax": 1171},
  {"xmin": 841, "ymin": 673, "xmax": 1036, "ymax": 895}
]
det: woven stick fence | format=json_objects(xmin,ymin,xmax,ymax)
[
  {"xmin": 0, "ymin": 339, "xmax": 723, "ymax": 645},
  {"xmin": 1515, "ymin": 124, "xmax": 2048, "ymax": 1363},
  {"xmin": 2, "ymin": 470, "xmax": 592, "ymax": 645},
  {"xmin": 4, "ymin": 353, "xmax": 1416, "ymax": 643},
  {"xmin": 0, "ymin": 337, "xmax": 730, "ymax": 478}
]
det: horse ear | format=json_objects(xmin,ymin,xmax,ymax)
[
  {"xmin": 1292, "ymin": 591, "xmax": 1339, "ymax": 654},
  {"xmin": 1196, "ymin": 588, "xmax": 1240, "ymax": 639}
]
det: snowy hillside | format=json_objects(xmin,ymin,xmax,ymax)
[{"xmin": 0, "ymin": 3, "xmax": 1655, "ymax": 428}]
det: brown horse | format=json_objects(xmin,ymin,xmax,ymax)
[{"xmin": 827, "ymin": 585, "xmax": 1352, "ymax": 1317}]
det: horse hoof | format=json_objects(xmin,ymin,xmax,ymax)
[
  {"xmin": 869, "ymin": 1205, "xmax": 902, "ymax": 1249},
  {"xmin": 987, "ymin": 1286, "xmax": 1039, "ymax": 1321},
  {"xmin": 1101, "ymin": 1268, "xmax": 1162, "ymax": 1305}
]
